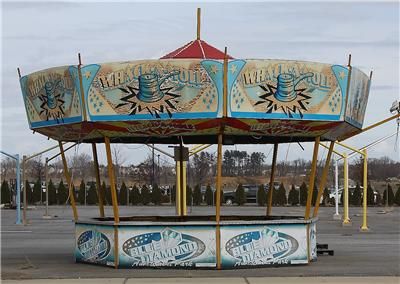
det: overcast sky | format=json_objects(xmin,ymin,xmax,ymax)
[{"xmin": 1, "ymin": 1, "xmax": 399, "ymax": 166}]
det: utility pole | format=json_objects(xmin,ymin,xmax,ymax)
[{"xmin": 152, "ymin": 144, "xmax": 155, "ymax": 189}]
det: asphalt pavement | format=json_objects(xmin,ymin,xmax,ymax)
[{"xmin": 1, "ymin": 205, "xmax": 399, "ymax": 280}]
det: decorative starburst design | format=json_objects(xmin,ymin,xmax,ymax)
[
  {"xmin": 38, "ymin": 83, "xmax": 65, "ymax": 123},
  {"xmin": 255, "ymin": 84, "xmax": 311, "ymax": 118},
  {"xmin": 116, "ymin": 84, "xmax": 181, "ymax": 119}
]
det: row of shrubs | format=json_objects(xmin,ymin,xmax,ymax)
[{"xmin": 1, "ymin": 179, "xmax": 400, "ymax": 206}]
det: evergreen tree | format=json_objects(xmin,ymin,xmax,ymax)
[
  {"xmin": 235, "ymin": 183, "xmax": 246, "ymax": 206},
  {"xmin": 141, "ymin": 185, "xmax": 151, "ymax": 205},
  {"xmin": 186, "ymin": 185, "xmax": 192, "ymax": 206},
  {"xmin": 367, "ymin": 183, "xmax": 375, "ymax": 206},
  {"xmin": 104, "ymin": 182, "xmax": 112, "ymax": 205},
  {"xmin": 86, "ymin": 182, "xmax": 98, "ymax": 205},
  {"xmin": 152, "ymin": 183, "xmax": 162, "ymax": 205},
  {"xmin": 33, "ymin": 179, "xmax": 42, "ymax": 204},
  {"xmin": 57, "ymin": 180, "xmax": 68, "ymax": 205},
  {"xmin": 257, "ymin": 184, "xmax": 267, "ymax": 206},
  {"xmin": 322, "ymin": 187, "xmax": 330, "ymax": 205},
  {"xmin": 340, "ymin": 189, "xmax": 344, "ymax": 206},
  {"xmin": 119, "ymin": 182, "xmax": 128, "ymax": 205},
  {"xmin": 383, "ymin": 184, "xmax": 395, "ymax": 206},
  {"xmin": 277, "ymin": 183, "xmax": 287, "ymax": 206},
  {"xmin": 171, "ymin": 185, "xmax": 176, "ymax": 202},
  {"xmin": 288, "ymin": 184, "xmax": 299, "ymax": 206},
  {"xmin": 48, "ymin": 179, "xmax": 56, "ymax": 205},
  {"xmin": 375, "ymin": 190, "xmax": 382, "ymax": 206},
  {"xmin": 131, "ymin": 184, "xmax": 141, "ymax": 205},
  {"xmin": 193, "ymin": 184, "xmax": 202, "ymax": 205},
  {"xmin": 299, "ymin": 182, "xmax": 308, "ymax": 206},
  {"xmin": 214, "ymin": 189, "xmax": 222, "ymax": 206},
  {"xmin": 78, "ymin": 180, "xmax": 86, "ymax": 205},
  {"xmin": 394, "ymin": 186, "xmax": 400, "ymax": 206},
  {"xmin": 311, "ymin": 186, "xmax": 318, "ymax": 206},
  {"xmin": 351, "ymin": 183, "xmax": 362, "ymax": 206},
  {"xmin": 1, "ymin": 180, "xmax": 11, "ymax": 204},
  {"xmin": 205, "ymin": 184, "xmax": 213, "ymax": 205},
  {"xmin": 25, "ymin": 180, "xmax": 33, "ymax": 204}
]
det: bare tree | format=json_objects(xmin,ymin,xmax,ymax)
[{"xmin": 112, "ymin": 145, "xmax": 127, "ymax": 186}]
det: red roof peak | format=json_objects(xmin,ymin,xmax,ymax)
[{"xmin": 160, "ymin": 39, "xmax": 233, "ymax": 60}]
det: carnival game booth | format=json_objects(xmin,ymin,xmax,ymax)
[{"xmin": 18, "ymin": 9, "xmax": 371, "ymax": 269}]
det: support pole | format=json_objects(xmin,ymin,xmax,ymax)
[
  {"xmin": 215, "ymin": 132, "xmax": 223, "ymax": 270},
  {"xmin": 196, "ymin": 8, "xmax": 201, "ymax": 40},
  {"xmin": 22, "ymin": 155, "xmax": 27, "ymax": 225},
  {"xmin": 15, "ymin": 154, "xmax": 21, "ymax": 224},
  {"xmin": 44, "ymin": 158, "xmax": 50, "ymax": 218},
  {"xmin": 342, "ymin": 153, "xmax": 351, "ymax": 225},
  {"xmin": 313, "ymin": 141, "xmax": 334, "ymax": 217},
  {"xmin": 305, "ymin": 137, "xmax": 320, "ymax": 219},
  {"xmin": 179, "ymin": 139, "xmax": 185, "ymax": 216},
  {"xmin": 267, "ymin": 143, "xmax": 278, "ymax": 216},
  {"xmin": 175, "ymin": 162, "xmax": 181, "ymax": 215},
  {"xmin": 59, "ymin": 142, "xmax": 78, "ymax": 221},
  {"xmin": 334, "ymin": 159, "xmax": 340, "ymax": 219},
  {"xmin": 92, "ymin": 143, "xmax": 105, "ymax": 218},
  {"xmin": 360, "ymin": 149, "xmax": 369, "ymax": 231},
  {"xmin": 104, "ymin": 137, "xmax": 119, "ymax": 223},
  {"xmin": 182, "ymin": 161, "xmax": 187, "ymax": 216}
]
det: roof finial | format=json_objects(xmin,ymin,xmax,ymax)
[{"xmin": 197, "ymin": 8, "xmax": 201, "ymax": 40}]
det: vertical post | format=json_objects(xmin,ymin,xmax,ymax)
[
  {"xmin": 175, "ymin": 162, "xmax": 181, "ymax": 215},
  {"xmin": 313, "ymin": 141, "xmax": 334, "ymax": 217},
  {"xmin": 104, "ymin": 137, "xmax": 120, "ymax": 223},
  {"xmin": 152, "ymin": 145, "xmax": 155, "ymax": 189},
  {"xmin": 22, "ymin": 155, "xmax": 27, "ymax": 225},
  {"xmin": 267, "ymin": 143, "xmax": 278, "ymax": 216},
  {"xmin": 360, "ymin": 149, "xmax": 369, "ymax": 231},
  {"xmin": 334, "ymin": 159, "xmax": 340, "ymax": 218},
  {"xmin": 44, "ymin": 158, "xmax": 49, "ymax": 217},
  {"xmin": 16, "ymin": 154, "xmax": 21, "ymax": 225},
  {"xmin": 179, "ymin": 139, "xmax": 185, "ymax": 216},
  {"xmin": 77, "ymin": 53, "xmax": 87, "ymax": 121},
  {"xmin": 182, "ymin": 161, "xmax": 187, "ymax": 216},
  {"xmin": 92, "ymin": 143, "xmax": 105, "ymax": 217},
  {"xmin": 196, "ymin": 8, "xmax": 201, "ymax": 40},
  {"xmin": 342, "ymin": 153, "xmax": 351, "ymax": 225},
  {"xmin": 223, "ymin": 47, "xmax": 228, "ymax": 117},
  {"xmin": 305, "ymin": 137, "xmax": 320, "ymax": 219},
  {"xmin": 59, "ymin": 142, "xmax": 78, "ymax": 221},
  {"xmin": 215, "ymin": 132, "xmax": 223, "ymax": 270}
]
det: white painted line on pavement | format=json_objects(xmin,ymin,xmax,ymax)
[{"xmin": 1, "ymin": 231, "xmax": 32, "ymax": 233}]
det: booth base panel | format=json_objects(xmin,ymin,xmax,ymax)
[{"xmin": 74, "ymin": 217, "xmax": 317, "ymax": 269}]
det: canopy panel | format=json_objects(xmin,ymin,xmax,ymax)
[{"xmin": 19, "ymin": 59, "xmax": 370, "ymax": 143}]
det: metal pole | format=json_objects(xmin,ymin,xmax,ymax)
[
  {"xmin": 179, "ymin": 139, "xmax": 185, "ymax": 216},
  {"xmin": 22, "ymin": 155, "xmax": 27, "ymax": 225},
  {"xmin": 196, "ymin": 8, "xmax": 201, "ymax": 40},
  {"xmin": 59, "ymin": 142, "xmax": 78, "ymax": 221},
  {"xmin": 334, "ymin": 159, "xmax": 340, "ymax": 218},
  {"xmin": 15, "ymin": 154, "xmax": 21, "ymax": 224},
  {"xmin": 267, "ymin": 143, "xmax": 278, "ymax": 216},
  {"xmin": 92, "ymin": 143, "xmax": 105, "ymax": 217},
  {"xmin": 175, "ymin": 162, "xmax": 181, "ymax": 215},
  {"xmin": 105, "ymin": 137, "xmax": 120, "ymax": 223},
  {"xmin": 215, "ymin": 132, "xmax": 223, "ymax": 270},
  {"xmin": 360, "ymin": 149, "xmax": 369, "ymax": 231},
  {"xmin": 182, "ymin": 161, "xmax": 187, "ymax": 216},
  {"xmin": 44, "ymin": 158, "xmax": 49, "ymax": 218},
  {"xmin": 313, "ymin": 141, "xmax": 334, "ymax": 217},
  {"xmin": 158, "ymin": 154, "xmax": 160, "ymax": 185},
  {"xmin": 305, "ymin": 137, "xmax": 320, "ymax": 219},
  {"xmin": 152, "ymin": 145, "xmax": 155, "ymax": 188},
  {"xmin": 343, "ymin": 153, "xmax": 351, "ymax": 225}
]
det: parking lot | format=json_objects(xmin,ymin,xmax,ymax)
[{"xmin": 1, "ymin": 205, "xmax": 399, "ymax": 280}]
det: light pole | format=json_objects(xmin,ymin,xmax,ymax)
[{"xmin": 0, "ymin": 151, "xmax": 21, "ymax": 224}]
